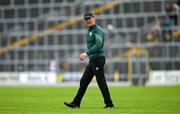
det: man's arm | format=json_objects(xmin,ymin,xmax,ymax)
[{"xmin": 87, "ymin": 32, "xmax": 103, "ymax": 55}]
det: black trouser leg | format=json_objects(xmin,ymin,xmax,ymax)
[
  {"xmin": 95, "ymin": 71, "xmax": 113, "ymax": 105},
  {"xmin": 73, "ymin": 65, "xmax": 94, "ymax": 105},
  {"xmin": 92, "ymin": 58, "xmax": 113, "ymax": 105}
]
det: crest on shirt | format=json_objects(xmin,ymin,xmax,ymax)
[{"xmin": 89, "ymin": 32, "xmax": 92, "ymax": 36}]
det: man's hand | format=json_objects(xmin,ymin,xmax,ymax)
[{"xmin": 80, "ymin": 52, "xmax": 88, "ymax": 61}]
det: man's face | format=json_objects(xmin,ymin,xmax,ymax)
[{"xmin": 84, "ymin": 17, "xmax": 95, "ymax": 27}]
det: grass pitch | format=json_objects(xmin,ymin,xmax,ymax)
[{"xmin": 0, "ymin": 85, "xmax": 179, "ymax": 114}]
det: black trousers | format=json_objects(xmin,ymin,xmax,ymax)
[{"xmin": 73, "ymin": 57, "xmax": 113, "ymax": 106}]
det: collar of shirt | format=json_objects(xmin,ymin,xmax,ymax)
[{"xmin": 88, "ymin": 24, "xmax": 97, "ymax": 30}]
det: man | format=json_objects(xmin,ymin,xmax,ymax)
[{"xmin": 64, "ymin": 12, "xmax": 114, "ymax": 109}]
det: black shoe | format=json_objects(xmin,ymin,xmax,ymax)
[
  {"xmin": 64, "ymin": 102, "xmax": 80, "ymax": 108},
  {"xmin": 104, "ymin": 104, "xmax": 114, "ymax": 109}
]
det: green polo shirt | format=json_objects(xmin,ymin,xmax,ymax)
[{"xmin": 86, "ymin": 24, "xmax": 105, "ymax": 61}]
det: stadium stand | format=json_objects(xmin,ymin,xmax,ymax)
[{"xmin": 0, "ymin": 0, "xmax": 179, "ymax": 85}]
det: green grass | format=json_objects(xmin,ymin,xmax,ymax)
[{"xmin": 0, "ymin": 86, "xmax": 179, "ymax": 114}]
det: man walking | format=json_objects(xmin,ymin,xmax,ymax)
[{"xmin": 64, "ymin": 12, "xmax": 114, "ymax": 109}]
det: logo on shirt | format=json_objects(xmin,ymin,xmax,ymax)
[{"xmin": 89, "ymin": 32, "xmax": 92, "ymax": 36}]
